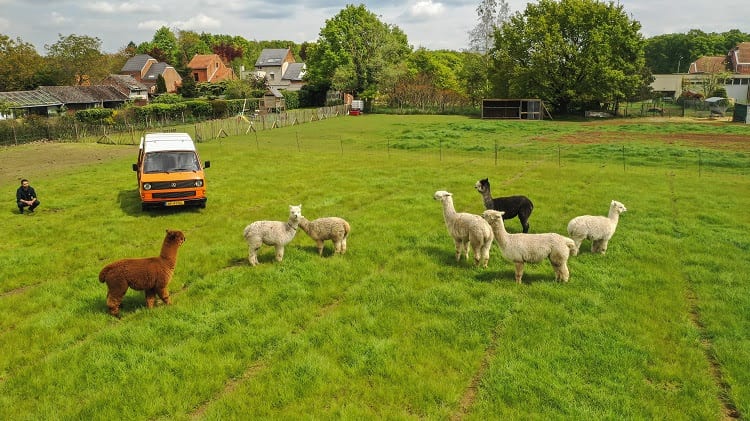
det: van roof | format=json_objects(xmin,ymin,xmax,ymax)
[{"xmin": 140, "ymin": 132, "xmax": 197, "ymax": 153}]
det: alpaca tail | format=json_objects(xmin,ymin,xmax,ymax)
[
  {"xmin": 343, "ymin": 221, "xmax": 351, "ymax": 239},
  {"xmin": 98, "ymin": 266, "xmax": 109, "ymax": 283}
]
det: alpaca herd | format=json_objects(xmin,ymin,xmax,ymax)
[
  {"xmin": 97, "ymin": 177, "xmax": 625, "ymax": 316},
  {"xmin": 433, "ymin": 178, "xmax": 627, "ymax": 284}
]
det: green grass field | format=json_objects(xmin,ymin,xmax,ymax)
[{"xmin": 1, "ymin": 115, "xmax": 748, "ymax": 419}]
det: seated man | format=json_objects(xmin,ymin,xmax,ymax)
[{"xmin": 16, "ymin": 178, "xmax": 40, "ymax": 214}]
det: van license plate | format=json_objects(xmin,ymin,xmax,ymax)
[{"xmin": 165, "ymin": 201, "xmax": 185, "ymax": 206}]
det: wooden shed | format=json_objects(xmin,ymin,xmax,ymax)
[{"xmin": 482, "ymin": 98, "xmax": 549, "ymax": 120}]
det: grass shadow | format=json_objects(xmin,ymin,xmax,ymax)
[
  {"xmin": 475, "ymin": 267, "xmax": 558, "ymax": 285},
  {"xmin": 117, "ymin": 188, "xmax": 205, "ymax": 217}
]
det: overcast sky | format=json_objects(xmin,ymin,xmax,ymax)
[{"xmin": 0, "ymin": 0, "xmax": 746, "ymax": 54}]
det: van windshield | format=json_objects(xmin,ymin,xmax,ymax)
[{"xmin": 144, "ymin": 151, "xmax": 200, "ymax": 173}]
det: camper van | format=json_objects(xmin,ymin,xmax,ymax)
[{"xmin": 132, "ymin": 132, "xmax": 210, "ymax": 210}]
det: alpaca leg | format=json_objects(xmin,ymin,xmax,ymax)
[
  {"xmin": 275, "ymin": 245, "xmax": 285, "ymax": 262},
  {"xmin": 592, "ymin": 239, "xmax": 605, "ymax": 254},
  {"xmin": 157, "ymin": 287, "xmax": 171, "ymax": 305},
  {"xmin": 145, "ymin": 289, "xmax": 157, "ymax": 309},
  {"xmin": 316, "ymin": 240, "xmax": 325, "ymax": 256},
  {"xmin": 514, "ymin": 262, "xmax": 525, "ymax": 284},
  {"xmin": 599, "ymin": 239, "xmax": 609, "ymax": 254},
  {"xmin": 341, "ymin": 238, "xmax": 347, "ymax": 254},
  {"xmin": 520, "ymin": 216, "xmax": 530, "ymax": 233},
  {"xmin": 481, "ymin": 243, "xmax": 491, "ymax": 268},
  {"xmin": 106, "ymin": 291, "xmax": 124, "ymax": 317},
  {"xmin": 559, "ymin": 262, "xmax": 570, "ymax": 282},
  {"xmin": 333, "ymin": 239, "xmax": 342, "ymax": 255},
  {"xmin": 573, "ymin": 238, "xmax": 583, "ymax": 255},
  {"xmin": 453, "ymin": 239, "xmax": 462, "ymax": 261},
  {"xmin": 248, "ymin": 245, "xmax": 260, "ymax": 266}
]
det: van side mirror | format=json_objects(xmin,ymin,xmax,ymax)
[
  {"xmin": 132, "ymin": 163, "xmax": 138, "ymax": 171},
  {"xmin": 204, "ymin": 161, "xmax": 211, "ymax": 169}
]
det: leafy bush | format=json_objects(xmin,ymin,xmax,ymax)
[
  {"xmin": 210, "ymin": 100, "xmax": 228, "ymax": 118},
  {"xmin": 282, "ymin": 90, "xmax": 299, "ymax": 110},
  {"xmin": 134, "ymin": 103, "xmax": 188, "ymax": 121},
  {"xmin": 185, "ymin": 100, "xmax": 213, "ymax": 118},
  {"xmin": 75, "ymin": 108, "xmax": 114, "ymax": 124},
  {"xmin": 152, "ymin": 93, "xmax": 184, "ymax": 104}
]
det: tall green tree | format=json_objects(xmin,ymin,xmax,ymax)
[
  {"xmin": 151, "ymin": 26, "xmax": 179, "ymax": 65},
  {"xmin": 44, "ymin": 34, "xmax": 108, "ymax": 85},
  {"xmin": 492, "ymin": 0, "xmax": 649, "ymax": 114},
  {"xmin": 0, "ymin": 35, "xmax": 43, "ymax": 90},
  {"xmin": 644, "ymin": 33, "xmax": 691, "ymax": 73},
  {"xmin": 305, "ymin": 4, "xmax": 411, "ymax": 101},
  {"xmin": 176, "ymin": 30, "xmax": 211, "ymax": 73}
]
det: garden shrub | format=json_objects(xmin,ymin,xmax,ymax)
[{"xmin": 75, "ymin": 108, "xmax": 114, "ymax": 124}]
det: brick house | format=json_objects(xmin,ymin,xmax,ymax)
[
  {"xmin": 727, "ymin": 42, "xmax": 750, "ymax": 74},
  {"xmin": 120, "ymin": 54, "xmax": 182, "ymax": 94},
  {"xmin": 187, "ymin": 54, "xmax": 236, "ymax": 83}
]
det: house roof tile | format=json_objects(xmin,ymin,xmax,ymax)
[
  {"xmin": 38, "ymin": 86, "xmax": 128, "ymax": 104},
  {"xmin": 0, "ymin": 90, "xmax": 62, "ymax": 108},
  {"xmin": 282, "ymin": 63, "xmax": 306, "ymax": 81},
  {"xmin": 143, "ymin": 62, "xmax": 169, "ymax": 81},
  {"xmin": 105, "ymin": 74, "xmax": 149, "ymax": 91},
  {"xmin": 187, "ymin": 54, "xmax": 215, "ymax": 69},
  {"xmin": 255, "ymin": 49, "xmax": 292, "ymax": 66},
  {"xmin": 689, "ymin": 56, "xmax": 726, "ymax": 73},
  {"xmin": 121, "ymin": 54, "xmax": 156, "ymax": 73}
]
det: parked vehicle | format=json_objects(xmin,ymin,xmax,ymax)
[{"xmin": 132, "ymin": 132, "xmax": 210, "ymax": 210}]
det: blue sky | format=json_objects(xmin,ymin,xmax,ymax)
[{"xmin": 0, "ymin": 0, "xmax": 746, "ymax": 54}]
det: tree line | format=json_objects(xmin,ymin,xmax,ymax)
[{"xmin": 1, "ymin": 1, "xmax": 749, "ymax": 115}]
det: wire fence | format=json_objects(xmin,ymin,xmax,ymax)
[{"xmin": 0, "ymin": 105, "xmax": 349, "ymax": 146}]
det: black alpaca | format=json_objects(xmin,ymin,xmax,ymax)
[{"xmin": 474, "ymin": 178, "xmax": 534, "ymax": 233}]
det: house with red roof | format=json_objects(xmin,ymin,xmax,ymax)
[{"xmin": 187, "ymin": 54, "xmax": 236, "ymax": 83}]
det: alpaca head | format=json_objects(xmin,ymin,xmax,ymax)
[
  {"xmin": 289, "ymin": 204, "xmax": 303, "ymax": 222},
  {"xmin": 475, "ymin": 178, "xmax": 490, "ymax": 194},
  {"xmin": 166, "ymin": 229, "xmax": 186, "ymax": 245},
  {"xmin": 482, "ymin": 209, "xmax": 506, "ymax": 226},
  {"xmin": 610, "ymin": 200, "xmax": 627, "ymax": 214},
  {"xmin": 433, "ymin": 190, "xmax": 452, "ymax": 201}
]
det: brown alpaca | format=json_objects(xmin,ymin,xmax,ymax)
[{"xmin": 99, "ymin": 229, "xmax": 185, "ymax": 317}]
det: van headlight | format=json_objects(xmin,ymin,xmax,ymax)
[
  {"xmin": 195, "ymin": 180, "xmax": 203, "ymax": 187},
  {"xmin": 143, "ymin": 183, "xmax": 152, "ymax": 190}
]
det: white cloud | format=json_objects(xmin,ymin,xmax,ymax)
[
  {"xmin": 172, "ymin": 14, "xmax": 221, "ymax": 31},
  {"xmin": 137, "ymin": 20, "xmax": 170, "ymax": 31},
  {"xmin": 83, "ymin": 1, "xmax": 160, "ymax": 14},
  {"xmin": 409, "ymin": 0, "xmax": 446, "ymax": 18},
  {"xmin": 50, "ymin": 11, "xmax": 69, "ymax": 25}
]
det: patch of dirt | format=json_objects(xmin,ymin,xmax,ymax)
[{"xmin": 0, "ymin": 141, "xmax": 136, "ymax": 186}]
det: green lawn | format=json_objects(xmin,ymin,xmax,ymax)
[{"xmin": 1, "ymin": 115, "xmax": 748, "ymax": 419}]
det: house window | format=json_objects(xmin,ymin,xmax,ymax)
[
  {"xmin": 269, "ymin": 72, "xmax": 275, "ymax": 80},
  {"xmin": 193, "ymin": 73, "xmax": 199, "ymax": 82}
]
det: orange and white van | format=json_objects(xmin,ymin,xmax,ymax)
[{"xmin": 132, "ymin": 132, "xmax": 210, "ymax": 210}]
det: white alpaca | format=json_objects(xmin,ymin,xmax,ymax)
[
  {"xmin": 433, "ymin": 190, "xmax": 493, "ymax": 267},
  {"xmin": 482, "ymin": 209, "xmax": 576, "ymax": 283},
  {"xmin": 244, "ymin": 204, "xmax": 303, "ymax": 266},
  {"xmin": 567, "ymin": 200, "xmax": 627, "ymax": 255},
  {"xmin": 298, "ymin": 216, "xmax": 351, "ymax": 256}
]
